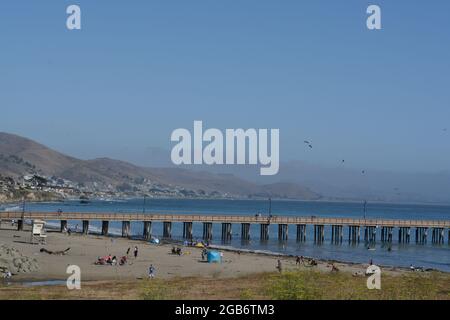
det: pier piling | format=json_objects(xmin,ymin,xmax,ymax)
[
  {"xmin": 331, "ymin": 225, "xmax": 343, "ymax": 244},
  {"xmin": 82, "ymin": 220, "xmax": 89, "ymax": 235},
  {"xmin": 203, "ymin": 222, "xmax": 213, "ymax": 241},
  {"xmin": 398, "ymin": 227, "xmax": 411, "ymax": 244},
  {"xmin": 122, "ymin": 221, "xmax": 131, "ymax": 238},
  {"xmin": 278, "ymin": 224, "xmax": 288, "ymax": 241},
  {"xmin": 241, "ymin": 223, "xmax": 251, "ymax": 241},
  {"xmin": 314, "ymin": 225, "xmax": 324, "ymax": 244},
  {"xmin": 381, "ymin": 227, "xmax": 393, "ymax": 243},
  {"xmin": 415, "ymin": 227, "xmax": 427, "ymax": 244},
  {"xmin": 221, "ymin": 223, "xmax": 232, "ymax": 242},
  {"xmin": 259, "ymin": 224, "xmax": 269, "ymax": 241},
  {"xmin": 364, "ymin": 226, "xmax": 377, "ymax": 243},
  {"xmin": 163, "ymin": 221, "xmax": 172, "ymax": 239},
  {"xmin": 101, "ymin": 221, "xmax": 109, "ymax": 236},
  {"xmin": 348, "ymin": 225, "xmax": 360, "ymax": 244},
  {"xmin": 60, "ymin": 220, "xmax": 67, "ymax": 233},
  {"xmin": 182, "ymin": 222, "xmax": 193, "ymax": 240},
  {"xmin": 431, "ymin": 228, "xmax": 444, "ymax": 244},
  {"xmin": 296, "ymin": 224, "xmax": 306, "ymax": 242},
  {"xmin": 143, "ymin": 221, "xmax": 152, "ymax": 240}
]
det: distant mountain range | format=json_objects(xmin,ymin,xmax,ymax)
[
  {"xmin": 184, "ymin": 160, "xmax": 450, "ymax": 204},
  {"xmin": 141, "ymin": 149, "xmax": 450, "ymax": 204},
  {"xmin": 0, "ymin": 132, "xmax": 320, "ymax": 200}
]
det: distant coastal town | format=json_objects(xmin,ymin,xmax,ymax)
[{"xmin": 0, "ymin": 173, "xmax": 229, "ymax": 203}]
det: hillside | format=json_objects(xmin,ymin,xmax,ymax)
[{"xmin": 0, "ymin": 132, "xmax": 320, "ymax": 200}]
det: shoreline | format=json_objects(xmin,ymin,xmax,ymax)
[
  {"xmin": 0, "ymin": 218, "xmax": 448, "ymax": 275},
  {"xmin": 31, "ymin": 222, "xmax": 450, "ymax": 274},
  {"xmin": 1, "ymin": 225, "xmax": 447, "ymax": 286}
]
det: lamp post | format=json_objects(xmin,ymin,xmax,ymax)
[
  {"xmin": 363, "ymin": 200, "xmax": 367, "ymax": 220},
  {"xmin": 143, "ymin": 195, "xmax": 147, "ymax": 214}
]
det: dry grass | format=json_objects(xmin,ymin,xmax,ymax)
[
  {"xmin": 266, "ymin": 270, "xmax": 450, "ymax": 300},
  {"xmin": 0, "ymin": 271, "xmax": 448, "ymax": 300}
]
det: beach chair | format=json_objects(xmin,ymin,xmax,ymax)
[{"xmin": 30, "ymin": 220, "xmax": 47, "ymax": 244}]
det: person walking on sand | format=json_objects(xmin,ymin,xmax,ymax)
[
  {"xmin": 276, "ymin": 260, "xmax": 283, "ymax": 273},
  {"xmin": 134, "ymin": 246, "xmax": 138, "ymax": 259},
  {"xmin": 148, "ymin": 264, "xmax": 155, "ymax": 279}
]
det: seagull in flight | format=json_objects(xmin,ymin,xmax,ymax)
[{"xmin": 304, "ymin": 141, "xmax": 313, "ymax": 149}]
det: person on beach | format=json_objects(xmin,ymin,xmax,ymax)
[
  {"xmin": 201, "ymin": 249, "xmax": 207, "ymax": 261},
  {"xmin": 276, "ymin": 260, "xmax": 283, "ymax": 273},
  {"xmin": 119, "ymin": 256, "xmax": 128, "ymax": 266},
  {"xmin": 126, "ymin": 247, "xmax": 131, "ymax": 256},
  {"xmin": 2, "ymin": 270, "xmax": 12, "ymax": 279},
  {"xmin": 134, "ymin": 246, "xmax": 138, "ymax": 259},
  {"xmin": 331, "ymin": 264, "xmax": 339, "ymax": 272},
  {"xmin": 148, "ymin": 265, "xmax": 155, "ymax": 279}
]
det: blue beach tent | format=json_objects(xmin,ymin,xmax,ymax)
[
  {"xmin": 149, "ymin": 237, "xmax": 160, "ymax": 244},
  {"xmin": 207, "ymin": 251, "xmax": 222, "ymax": 263}
]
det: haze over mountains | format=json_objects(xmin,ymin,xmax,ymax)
[
  {"xmin": 0, "ymin": 132, "xmax": 319, "ymax": 200},
  {"xmin": 128, "ymin": 146, "xmax": 450, "ymax": 204},
  {"xmin": 1, "ymin": 132, "xmax": 449, "ymax": 204}
]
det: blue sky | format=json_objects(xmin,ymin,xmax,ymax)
[{"xmin": 1, "ymin": 0, "xmax": 449, "ymax": 173}]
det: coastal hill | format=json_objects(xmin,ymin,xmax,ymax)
[{"xmin": 0, "ymin": 132, "xmax": 320, "ymax": 200}]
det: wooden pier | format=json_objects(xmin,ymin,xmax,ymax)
[{"xmin": 1, "ymin": 211, "xmax": 449, "ymax": 244}]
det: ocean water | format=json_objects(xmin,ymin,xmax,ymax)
[{"xmin": 3, "ymin": 199, "xmax": 450, "ymax": 272}]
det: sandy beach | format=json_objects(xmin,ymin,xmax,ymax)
[
  {"xmin": 1, "ymin": 223, "xmax": 449, "ymax": 300},
  {"xmin": 0, "ymin": 223, "xmax": 419, "ymax": 283}
]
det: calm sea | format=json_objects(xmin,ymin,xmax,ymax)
[{"xmin": 4, "ymin": 199, "xmax": 450, "ymax": 272}]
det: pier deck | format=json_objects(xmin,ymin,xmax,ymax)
[{"xmin": 1, "ymin": 212, "xmax": 449, "ymax": 244}]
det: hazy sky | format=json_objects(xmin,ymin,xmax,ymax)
[{"xmin": 1, "ymin": 0, "xmax": 450, "ymax": 173}]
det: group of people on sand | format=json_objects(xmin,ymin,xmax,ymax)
[
  {"xmin": 183, "ymin": 240, "xmax": 209, "ymax": 247},
  {"xmin": 295, "ymin": 255, "xmax": 317, "ymax": 267},
  {"xmin": 92, "ymin": 245, "xmax": 158, "ymax": 279},
  {"xmin": 95, "ymin": 254, "xmax": 128, "ymax": 266},
  {"xmin": 95, "ymin": 246, "xmax": 138, "ymax": 266}
]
